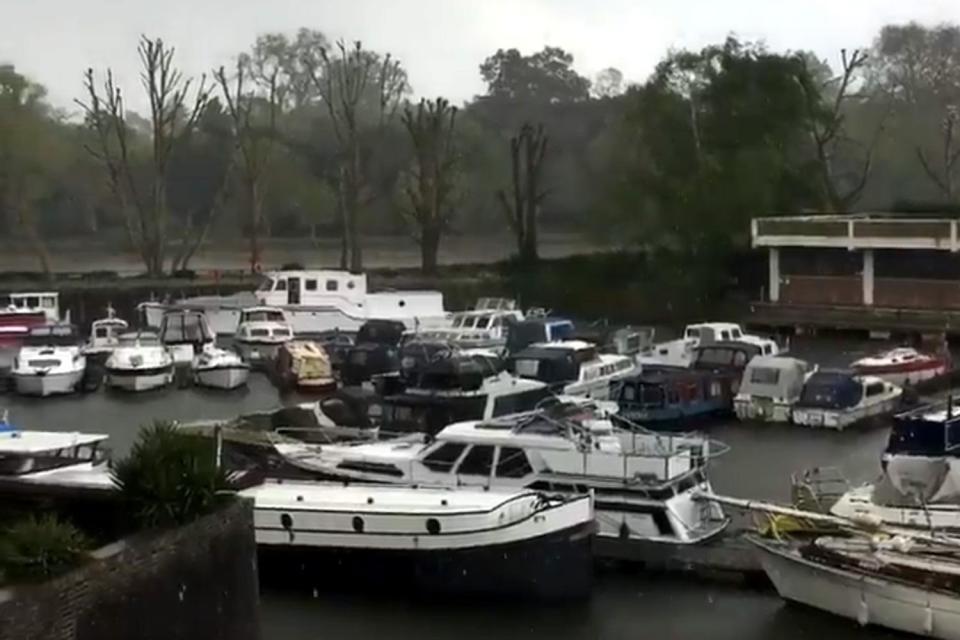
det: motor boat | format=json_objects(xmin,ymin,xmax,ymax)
[
  {"xmin": 339, "ymin": 319, "xmax": 406, "ymax": 387},
  {"xmin": 614, "ymin": 366, "xmax": 733, "ymax": 428},
  {"xmin": 159, "ymin": 309, "xmax": 216, "ymax": 366},
  {"xmin": 507, "ymin": 340, "xmax": 638, "ymax": 400},
  {"xmin": 274, "ymin": 399, "xmax": 729, "ymax": 552},
  {"xmin": 81, "ymin": 306, "xmax": 129, "ymax": 364},
  {"xmin": 192, "ymin": 345, "xmax": 250, "ymax": 390},
  {"xmin": 274, "ymin": 340, "xmax": 336, "ymax": 392},
  {"xmin": 734, "ymin": 356, "xmax": 816, "ymax": 423},
  {"xmin": 11, "ymin": 324, "xmax": 86, "ymax": 397},
  {"xmin": 417, "ymin": 298, "xmax": 523, "ymax": 352},
  {"xmin": 640, "ymin": 322, "xmax": 779, "ymax": 368},
  {"xmin": 233, "ymin": 306, "xmax": 294, "ymax": 368},
  {"xmin": 0, "ymin": 292, "xmax": 61, "ymax": 352},
  {"xmin": 791, "ymin": 370, "xmax": 902, "ymax": 430},
  {"xmin": 0, "ymin": 424, "xmax": 113, "ymax": 493},
  {"xmin": 244, "ymin": 481, "xmax": 594, "ymax": 600},
  {"xmin": 504, "ymin": 316, "xmax": 576, "ymax": 354},
  {"xmin": 139, "ymin": 269, "xmax": 450, "ymax": 336},
  {"xmin": 104, "ymin": 331, "xmax": 175, "ymax": 392},
  {"xmin": 851, "ymin": 347, "xmax": 950, "ymax": 388}
]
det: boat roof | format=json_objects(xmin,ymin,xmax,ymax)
[
  {"xmin": 744, "ymin": 355, "xmax": 809, "ymax": 371},
  {"xmin": 686, "ymin": 322, "xmax": 742, "ymax": 331},
  {"xmin": 0, "ymin": 430, "xmax": 109, "ymax": 454},
  {"xmin": 625, "ymin": 366, "xmax": 712, "ymax": 384},
  {"xmin": 241, "ymin": 306, "xmax": 285, "ymax": 313},
  {"xmin": 92, "ymin": 317, "xmax": 128, "ymax": 326},
  {"xmin": 263, "ymin": 269, "xmax": 366, "ymax": 280},
  {"xmin": 7, "ymin": 292, "xmax": 58, "ymax": 298},
  {"xmin": 523, "ymin": 340, "xmax": 595, "ymax": 352},
  {"xmin": 241, "ymin": 480, "xmax": 535, "ymax": 514}
]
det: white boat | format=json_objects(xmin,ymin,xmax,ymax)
[
  {"xmin": 275, "ymin": 399, "xmax": 729, "ymax": 549},
  {"xmin": 243, "ymin": 480, "xmax": 594, "ymax": 600},
  {"xmin": 140, "ymin": 269, "xmax": 449, "ymax": 336},
  {"xmin": 11, "ymin": 324, "xmax": 86, "ymax": 397},
  {"xmin": 0, "ymin": 292, "xmax": 62, "ymax": 352},
  {"xmin": 753, "ymin": 536, "xmax": 960, "ymax": 640},
  {"xmin": 507, "ymin": 340, "xmax": 638, "ymax": 400},
  {"xmin": 192, "ymin": 345, "xmax": 250, "ymax": 390},
  {"xmin": 851, "ymin": 346, "xmax": 950, "ymax": 388},
  {"xmin": 791, "ymin": 370, "xmax": 902, "ymax": 430},
  {"xmin": 233, "ymin": 306, "xmax": 293, "ymax": 367},
  {"xmin": 81, "ymin": 306, "xmax": 129, "ymax": 362},
  {"xmin": 159, "ymin": 309, "xmax": 216, "ymax": 366},
  {"xmin": 640, "ymin": 322, "xmax": 779, "ymax": 368},
  {"xmin": 733, "ymin": 356, "xmax": 816, "ymax": 423},
  {"xmin": 104, "ymin": 331, "xmax": 175, "ymax": 392},
  {"xmin": 417, "ymin": 298, "xmax": 523, "ymax": 352},
  {"xmin": 0, "ymin": 420, "xmax": 113, "ymax": 493}
]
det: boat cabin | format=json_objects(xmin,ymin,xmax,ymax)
[
  {"xmin": 89, "ymin": 316, "xmax": 128, "ymax": 344},
  {"xmin": 159, "ymin": 310, "xmax": 215, "ymax": 346},
  {"xmin": 22, "ymin": 323, "xmax": 82, "ymax": 347},
  {"xmin": 615, "ymin": 367, "xmax": 732, "ymax": 425},
  {"xmin": 0, "ymin": 430, "xmax": 108, "ymax": 476},
  {"xmin": 796, "ymin": 371, "xmax": 878, "ymax": 412},
  {"xmin": 505, "ymin": 317, "xmax": 576, "ymax": 353},
  {"xmin": 738, "ymin": 356, "xmax": 812, "ymax": 403},
  {"xmin": 239, "ymin": 307, "xmax": 288, "ymax": 324},
  {"xmin": 0, "ymin": 292, "xmax": 60, "ymax": 323},
  {"xmin": 885, "ymin": 400, "xmax": 960, "ymax": 458},
  {"xmin": 690, "ymin": 341, "xmax": 763, "ymax": 373},
  {"xmin": 256, "ymin": 270, "xmax": 367, "ymax": 307},
  {"xmin": 683, "ymin": 322, "xmax": 745, "ymax": 343},
  {"xmin": 507, "ymin": 340, "xmax": 636, "ymax": 397}
]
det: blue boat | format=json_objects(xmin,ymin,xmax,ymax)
[{"xmin": 614, "ymin": 366, "xmax": 734, "ymax": 429}]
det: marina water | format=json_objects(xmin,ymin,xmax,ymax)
[{"xmin": 0, "ymin": 336, "xmax": 916, "ymax": 639}]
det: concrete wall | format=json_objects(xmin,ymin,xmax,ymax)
[
  {"xmin": 875, "ymin": 278, "xmax": 960, "ymax": 310},
  {"xmin": 781, "ymin": 275, "xmax": 862, "ymax": 306},
  {"xmin": 0, "ymin": 499, "xmax": 260, "ymax": 640}
]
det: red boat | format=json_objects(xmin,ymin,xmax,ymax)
[
  {"xmin": 0, "ymin": 292, "xmax": 61, "ymax": 349},
  {"xmin": 850, "ymin": 347, "xmax": 949, "ymax": 387}
]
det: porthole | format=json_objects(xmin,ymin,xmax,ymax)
[
  {"xmin": 426, "ymin": 518, "xmax": 441, "ymax": 535},
  {"xmin": 352, "ymin": 516, "xmax": 364, "ymax": 533},
  {"xmin": 280, "ymin": 513, "xmax": 293, "ymax": 529},
  {"xmin": 347, "ymin": 281, "xmax": 356, "ymax": 290},
  {"xmin": 398, "ymin": 300, "xmax": 406, "ymax": 308}
]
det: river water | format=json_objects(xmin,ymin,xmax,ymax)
[{"xmin": 2, "ymin": 335, "xmax": 921, "ymax": 640}]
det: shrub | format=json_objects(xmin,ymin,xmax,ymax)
[
  {"xmin": 111, "ymin": 421, "xmax": 232, "ymax": 529},
  {"xmin": 0, "ymin": 514, "xmax": 91, "ymax": 583}
]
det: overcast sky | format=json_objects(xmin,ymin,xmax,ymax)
[{"xmin": 2, "ymin": 0, "xmax": 959, "ymax": 114}]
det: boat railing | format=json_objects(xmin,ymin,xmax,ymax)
[{"xmin": 790, "ymin": 466, "xmax": 851, "ymax": 514}]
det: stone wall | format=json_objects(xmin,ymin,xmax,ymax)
[{"xmin": 0, "ymin": 499, "xmax": 260, "ymax": 640}]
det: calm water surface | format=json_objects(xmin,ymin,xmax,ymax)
[{"xmin": 2, "ymin": 335, "xmax": 921, "ymax": 639}]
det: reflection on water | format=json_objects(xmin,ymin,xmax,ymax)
[{"xmin": 0, "ymin": 333, "xmax": 926, "ymax": 639}]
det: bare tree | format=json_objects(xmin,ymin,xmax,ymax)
[
  {"xmin": 497, "ymin": 123, "xmax": 548, "ymax": 265},
  {"xmin": 78, "ymin": 36, "xmax": 218, "ymax": 276},
  {"xmin": 306, "ymin": 40, "xmax": 407, "ymax": 271},
  {"xmin": 799, "ymin": 49, "xmax": 887, "ymax": 212},
  {"xmin": 216, "ymin": 61, "xmax": 282, "ymax": 273},
  {"xmin": 916, "ymin": 106, "xmax": 960, "ymax": 201},
  {"xmin": 400, "ymin": 98, "xmax": 459, "ymax": 275}
]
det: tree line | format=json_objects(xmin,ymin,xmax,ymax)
[{"xmin": 1, "ymin": 22, "xmax": 959, "ymax": 278}]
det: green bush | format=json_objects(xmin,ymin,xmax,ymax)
[
  {"xmin": 0, "ymin": 514, "xmax": 91, "ymax": 583},
  {"xmin": 111, "ymin": 421, "xmax": 232, "ymax": 528}
]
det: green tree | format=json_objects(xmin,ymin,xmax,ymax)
[
  {"xmin": 400, "ymin": 98, "xmax": 460, "ymax": 274},
  {"xmin": 0, "ymin": 514, "xmax": 91, "ymax": 582},
  {"xmin": 479, "ymin": 46, "xmax": 590, "ymax": 103}
]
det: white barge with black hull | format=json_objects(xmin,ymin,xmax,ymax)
[{"xmin": 243, "ymin": 481, "xmax": 594, "ymax": 600}]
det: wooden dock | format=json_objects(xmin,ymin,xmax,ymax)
[{"xmin": 746, "ymin": 301, "xmax": 960, "ymax": 335}]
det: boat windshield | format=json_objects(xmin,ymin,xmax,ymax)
[
  {"xmin": 797, "ymin": 373, "xmax": 861, "ymax": 409},
  {"xmin": 256, "ymin": 278, "xmax": 275, "ymax": 292},
  {"xmin": 244, "ymin": 310, "xmax": 285, "ymax": 323},
  {"xmin": 24, "ymin": 325, "xmax": 78, "ymax": 346},
  {"xmin": 161, "ymin": 313, "xmax": 211, "ymax": 344},
  {"xmin": 119, "ymin": 333, "xmax": 160, "ymax": 346},
  {"xmin": 0, "ymin": 442, "xmax": 102, "ymax": 476}
]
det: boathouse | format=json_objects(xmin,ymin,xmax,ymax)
[{"xmin": 749, "ymin": 214, "xmax": 960, "ymax": 333}]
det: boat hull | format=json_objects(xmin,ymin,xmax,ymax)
[
  {"xmin": 792, "ymin": 395, "xmax": 901, "ymax": 430},
  {"xmin": 234, "ymin": 341, "xmax": 283, "ymax": 368},
  {"xmin": 733, "ymin": 398, "xmax": 793, "ymax": 423},
  {"xmin": 13, "ymin": 370, "xmax": 84, "ymax": 397},
  {"xmin": 755, "ymin": 538, "xmax": 960, "ymax": 639},
  {"xmin": 256, "ymin": 519, "xmax": 593, "ymax": 601},
  {"xmin": 106, "ymin": 366, "xmax": 174, "ymax": 392},
  {"xmin": 194, "ymin": 365, "xmax": 249, "ymax": 390}
]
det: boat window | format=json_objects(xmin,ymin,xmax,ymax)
[
  {"xmin": 26, "ymin": 296, "xmax": 39, "ymax": 308},
  {"xmin": 276, "ymin": 279, "xmax": 287, "ymax": 291},
  {"xmin": 733, "ymin": 351, "xmax": 748, "ymax": 367},
  {"xmin": 513, "ymin": 359, "xmax": 540, "ymax": 378},
  {"xmin": 492, "ymin": 387, "xmax": 553, "ymax": 417},
  {"xmin": 250, "ymin": 328, "xmax": 270, "ymax": 337},
  {"xmin": 750, "ymin": 367, "xmax": 780, "ymax": 385},
  {"xmin": 652, "ymin": 510, "xmax": 675, "ymax": 536},
  {"xmin": 456, "ymin": 445, "xmax": 494, "ymax": 476},
  {"xmin": 95, "ymin": 327, "xmax": 109, "ymax": 338},
  {"xmin": 641, "ymin": 384, "xmax": 665, "ymax": 407},
  {"xmin": 475, "ymin": 316, "xmax": 490, "ymax": 329},
  {"xmin": 305, "ymin": 279, "xmax": 317, "ymax": 292},
  {"xmin": 490, "ymin": 317, "xmax": 502, "ymax": 329},
  {"xmin": 452, "ymin": 316, "xmax": 464, "ymax": 328},
  {"xmin": 273, "ymin": 328, "xmax": 291, "ymax": 338},
  {"xmin": 496, "ymin": 447, "xmax": 533, "ymax": 478},
  {"xmin": 421, "ymin": 442, "xmax": 467, "ymax": 473},
  {"xmin": 685, "ymin": 328, "xmax": 700, "ymax": 339},
  {"xmin": 720, "ymin": 330, "xmax": 730, "ymax": 341},
  {"xmin": 731, "ymin": 328, "xmax": 742, "ymax": 339},
  {"xmin": 763, "ymin": 344, "xmax": 773, "ymax": 355},
  {"xmin": 256, "ymin": 278, "xmax": 274, "ymax": 292},
  {"xmin": 326, "ymin": 280, "xmax": 338, "ymax": 292},
  {"xmin": 42, "ymin": 296, "xmax": 56, "ymax": 309},
  {"xmin": 667, "ymin": 388, "xmax": 680, "ymax": 404},
  {"xmin": 620, "ymin": 385, "xmax": 636, "ymax": 401},
  {"xmin": 694, "ymin": 348, "xmax": 733, "ymax": 366},
  {"xmin": 27, "ymin": 358, "xmax": 61, "ymax": 368},
  {"xmin": 865, "ymin": 382, "xmax": 886, "ymax": 397}
]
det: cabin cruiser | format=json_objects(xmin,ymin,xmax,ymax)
[
  {"xmin": 641, "ymin": 322, "xmax": 779, "ymax": 368},
  {"xmin": 417, "ymin": 298, "xmax": 523, "ymax": 352},
  {"xmin": 0, "ymin": 292, "xmax": 62, "ymax": 351},
  {"xmin": 81, "ymin": 307, "xmax": 129, "ymax": 364},
  {"xmin": 340, "ymin": 319, "xmax": 406, "ymax": 387},
  {"xmin": 274, "ymin": 340, "xmax": 336, "ymax": 392},
  {"xmin": 507, "ymin": 340, "xmax": 637, "ymax": 400},
  {"xmin": 192, "ymin": 345, "xmax": 250, "ymax": 390},
  {"xmin": 233, "ymin": 306, "xmax": 294, "ymax": 368},
  {"xmin": 851, "ymin": 347, "xmax": 950, "ymax": 388},
  {"xmin": 11, "ymin": 324, "xmax": 86, "ymax": 397},
  {"xmin": 274, "ymin": 400, "xmax": 729, "ymax": 551},
  {"xmin": 245, "ymin": 481, "xmax": 594, "ymax": 600},
  {"xmin": 104, "ymin": 331, "xmax": 175, "ymax": 392},
  {"xmin": 791, "ymin": 370, "xmax": 902, "ymax": 430},
  {"xmin": 614, "ymin": 366, "xmax": 732, "ymax": 427},
  {"xmin": 733, "ymin": 356, "xmax": 816, "ymax": 423},
  {"xmin": 0, "ymin": 422, "xmax": 113, "ymax": 493},
  {"xmin": 379, "ymin": 354, "xmax": 551, "ymax": 436},
  {"xmin": 159, "ymin": 309, "xmax": 216, "ymax": 366},
  {"xmin": 504, "ymin": 316, "xmax": 576, "ymax": 354},
  {"xmin": 140, "ymin": 269, "xmax": 450, "ymax": 336}
]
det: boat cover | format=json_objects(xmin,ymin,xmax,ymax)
[{"xmin": 796, "ymin": 371, "xmax": 862, "ymax": 410}]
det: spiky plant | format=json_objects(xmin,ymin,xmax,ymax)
[
  {"xmin": 111, "ymin": 421, "xmax": 232, "ymax": 528},
  {"xmin": 0, "ymin": 514, "xmax": 91, "ymax": 582}
]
